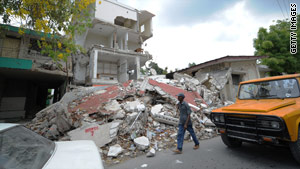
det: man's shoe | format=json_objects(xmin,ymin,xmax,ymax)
[
  {"xmin": 193, "ymin": 144, "xmax": 199, "ymax": 150},
  {"xmin": 173, "ymin": 149, "xmax": 182, "ymax": 154}
]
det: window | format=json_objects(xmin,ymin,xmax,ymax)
[
  {"xmin": 140, "ymin": 25, "xmax": 145, "ymax": 33},
  {"xmin": 0, "ymin": 126, "xmax": 55, "ymax": 169},
  {"xmin": 239, "ymin": 78, "xmax": 300, "ymax": 99},
  {"xmin": 232, "ymin": 74, "xmax": 241, "ymax": 86}
]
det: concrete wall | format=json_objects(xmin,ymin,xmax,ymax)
[
  {"xmin": 230, "ymin": 60, "xmax": 260, "ymax": 80},
  {"xmin": 194, "ymin": 60, "xmax": 260, "ymax": 102},
  {"xmin": 84, "ymin": 31, "xmax": 109, "ymax": 49},
  {"xmin": 95, "ymin": 0, "xmax": 137, "ymax": 25},
  {"xmin": 128, "ymin": 41, "xmax": 140, "ymax": 51},
  {"xmin": 97, "ymin": 61, "xmax": 118, "ymax": 82},
  {"xmin": 73, "ymin": 53, "xmax": 89, "ymax": 85},
  {"xmin": 140, "ymin": 19, "xmax": 153, "ymax": 37},
  {"xmin": 118, "ymin": 58, "xmax": 128, "ymax": 83}
]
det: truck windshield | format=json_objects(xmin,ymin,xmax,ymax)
[
  {"xmin": 0, "ymin": 126, "xmax": 55, "ymax": 169},
  {"xmin": 239, "ymin": 78, "xmax": 300, "ymax": 99}
]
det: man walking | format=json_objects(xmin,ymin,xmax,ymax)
[{"xmin": 173, "ymin": 93, "xmax": 199, "ymax": 154}]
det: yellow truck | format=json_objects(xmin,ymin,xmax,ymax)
[{"xmin": 211, "ymin": 74, "xmax": 300, "ymax": 163}]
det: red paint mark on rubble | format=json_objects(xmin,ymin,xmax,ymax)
[
  {"xmin": 123, "ymin": 80, "xmax": 132, "ymax": 88},
  {"xmin": 69, "ymin": 80, "xmax": 135, "ymax": 115},
  {"xmin": 148, "ymin": 79, "xmax": 206, "ymax": 110},
  {"xmin": 85, "ymin": 126, "xmax": 99, "ymax": 136}
]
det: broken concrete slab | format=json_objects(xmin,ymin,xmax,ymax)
[
  {"xmin": 154, "ymin": 114, "xmax": 179, "ymax": 126},
  {"xmin": 108, "ymin": 144, "xmax": 123, "ymax": 157},
  {"xmin": 124, "ymin": 100, "xmax": 143, "ymax": 113},
  {"xmin": 112, "ymin": 109, "xmax": 126, "ymax": 119},
  {"xmin": 153, "ymin": 121, "xmax": 160, "ymax": 127},
  {"xmin": 151, "ymin": 104, "xmax": 163, "ymax": 116},
  {"xmin": 105, "ymin": 100, "xmax": 121, "ymax": 112},
  {"xmin": 146, "ymin": 148, "xmax": 156, "ymax": 157},
  {"xmin": 68, "ymin": 122, "xmax": 117, "ymax": 147},
  {"xmin": 134, "ymin": 136, "xmax": 150, "ymax": 151},
  {"xmin": 110, "ymin": 121, "xmax": 122, "ymax": 138},
  {"xmin": 154, "ymin": 86, "xmax": 167, "ymax": 96},
  {"xmin": 126, "ymin": 112, "xmax": 138, "ymax": 124},
  {"xmin": 45, "ymin": 124, "xmax": 60, "ymax": 139}
]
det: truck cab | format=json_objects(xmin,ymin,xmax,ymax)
[{"xmin": 211, "ymin": 74, "xmax": 300, "ymax": 163}]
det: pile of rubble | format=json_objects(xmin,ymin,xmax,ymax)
[{"xmin": 26, "ymin": 73, "xmax": 233, "ymax": 165}]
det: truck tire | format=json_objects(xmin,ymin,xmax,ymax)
[
  {"xmin": 290, "ymin": 126, "xmax": 300, "ymax": 163},
  {"xmin": 221, "ymin": 133, "xmax": 242, "ymax": 147}
]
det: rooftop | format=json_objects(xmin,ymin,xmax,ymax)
[{"xmin": 178, "ymin": 55, "xmax": 268, "ymax": 74}]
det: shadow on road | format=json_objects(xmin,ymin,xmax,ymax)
[{"xmin": 224, "ymin": 142, "xmax": 298, "ymax": 167}]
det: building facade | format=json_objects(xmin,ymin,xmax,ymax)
[
  {"xmin": 0, "ymin": 25, "xmax": 71, "ymax": 120},
  {"xmin": 74, "ymin": 0, "xmax": 154, "ymax": 85},
  {"xmin": 177, "ymin": 56, "xmax": 270, "ymax": 102}
]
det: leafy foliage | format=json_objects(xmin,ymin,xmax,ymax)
[
  {"xmin": 188, "ymin": 62, "xmax": 196, "ymax": 67},
  {"xmin": 148, "ymin": 61, "xmax": 168, "ymax": 75},
  {"xmin": 253, "ymin": 15, "xmax": 300, "ymax": 75},
  {"xmin": 0, "ymin": 0, "xmax": 98, "ymax": 62}
]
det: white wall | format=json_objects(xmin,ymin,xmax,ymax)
[
  {"xmin": 84, "ymin": 31, "xmax": 109, "ymax": 49},
  {"xmin": 128, "ymin": 41, "xmax": 140, "ymax": 51},
  {"xmin": 231, "ymin": 61, "xmax": 259, "ymax": 80},
  {"xmin": 97, "ymin": 61, "xmax": 118, "ymax": 75},
  {"xmin": 140, "ymin": 19, "xmax": 152, "ymax": 37},
  {"xmin": 95, "ymin": 0, "xmax": 137, "ymax": 24}
]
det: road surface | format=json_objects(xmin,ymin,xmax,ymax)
[{"xmin": 107, "ymin": 136, "xmax": 299, "ymax": 169}]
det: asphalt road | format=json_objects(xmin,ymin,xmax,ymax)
[{"xmin": 107, "ymin": 136, "xmax": 299, "ymax": 169}]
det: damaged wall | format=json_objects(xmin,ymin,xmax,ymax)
[
  {"xmin": 194, "ymin": 60, "xmax": 261, "ymax": 102},
  {"xmin": 84, "ymin": 31, "xmax": 109, "ymax": 49},
  {"xmin": 95, "ymin": 0, "xmax": 138, "ymax": 30},
  {"xmin": 73, "ymin": 53, "xmax": 89, "ymax": 85},
  {"xmin": 26, "ymin": 76, "xmax": 223, "ymax": 165}
]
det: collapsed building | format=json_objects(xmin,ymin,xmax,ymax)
[
  {"xmin": 173, "ymin": 55, "xmax": 271, "ymax": 101},
  {"xmin": 73, "ymin": 0, "xmax": 154, "ymax": 85},
  {"xmin": 0, "ymin": 24, "xmax": 71, "ymax": 120},
  {"xmin": 0, "ymin": 0, "xmax": 155, "ymax": 121},
  {"xmin": 26, "ymin": 74, "xmax": 226, "ymax": 165}
]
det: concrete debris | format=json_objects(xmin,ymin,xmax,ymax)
[
  {"xmin": 150, "ymin": 104, "xmax": 163, "ymax": 116},
  {"xmin": 107, "ymin": 144, "xmax": 123, "ymax": 157},
  {"xmin": 124, "ymin": 100, "xmax": 144, "ymax": 113},
  {"xmin": 105, "ymin": 100, "xmax": 121, "ymax": 112},
  {"xmin": 153, "ymin": 114, "xmax": 179, "ymax": 126},
  {"xmin": 176, "ymin": 160, "xmax": 183, "ymax": 164},
  {"xmin": 141, "ymin": 164, "xmax": 148, "ymax": 168},
  {"xmin": 134, "ymin": 136, "xmax": 150, "ymax": 151},
  {"xmin": 146, "ymin": 148, "xmax": 156, "ymax": 157},
  {"xmin": 26, "ymin": 73, "xmax": 233, "ymax": 165},
  {"xmin": 67, "ymin": 122, "xmax": 119, "ymax": 147}
]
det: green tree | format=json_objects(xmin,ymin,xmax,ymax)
[
  {"xmin": 188, "ymin": 62, "xmax": 196, "ymax": 67},
  {"xmin": 162, "ymin": 67, "xmax": 168, "ymax": 75},
  {"xmin": 148, "ymin": 61, "xmax": 168, "ymax": 75},
  {"xmin": 0, "ymin": 0, "xmax": 97, "ymax": 62},
  {"xmin": 253, "ymin": 15, "xmax": 300, "ymax": 75}
]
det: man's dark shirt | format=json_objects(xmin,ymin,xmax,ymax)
[{"xmin": 177, "ymin": 101, "xmax": 192, "ymax": 125}]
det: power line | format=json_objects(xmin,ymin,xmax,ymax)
[
  {"xmin": 276, "ymin": 0, "xmax": 286, "ymax": 19},
  {"xmin": 282, "ymin": 0, "xmax": 289, "ymax": 19}
]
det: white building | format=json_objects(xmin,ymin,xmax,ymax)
[{"xmin": 74, "ymin": 0, "xmax": 154, "ymax": 85}]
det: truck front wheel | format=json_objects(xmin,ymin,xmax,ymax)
[
  {"xmin": 290, "ymin": 126, "xmax": 300, "ymax": 163},
  {"xmin": 221, "ymin": 133, "xmax": 242, "ymax": 147}
]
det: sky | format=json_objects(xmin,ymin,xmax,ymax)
[{"xmin": 118, "ymin": 0, "xmax": 298, "ymax": 71}]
